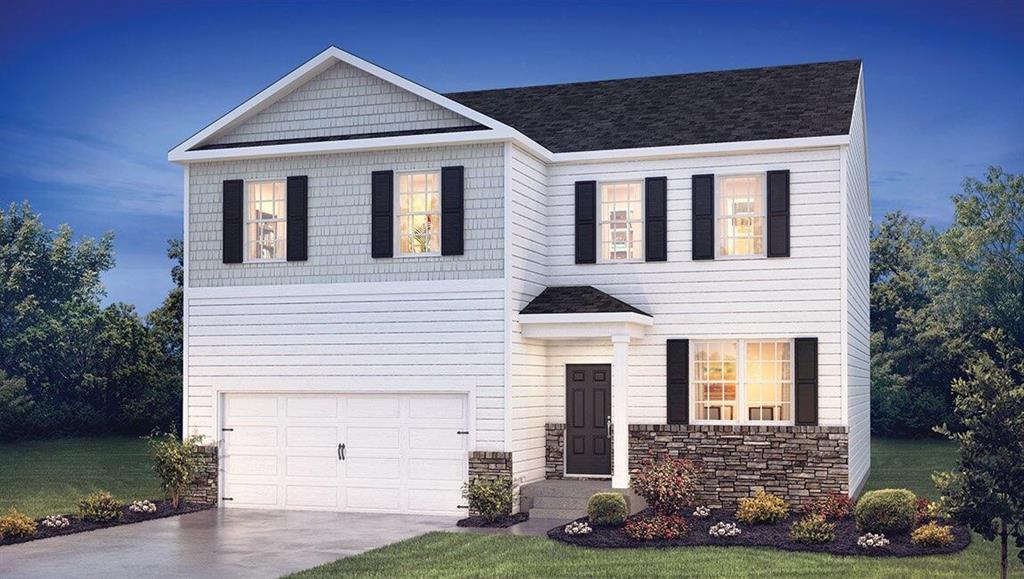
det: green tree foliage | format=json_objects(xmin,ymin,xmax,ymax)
[{"xmin": 0, "ymin": 203, "xmax": 181, "ymax": 440}]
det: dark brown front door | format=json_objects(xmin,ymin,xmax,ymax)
[{"xmin": 565, "ymin": 364, "xmax": 611, "ymax": 475}]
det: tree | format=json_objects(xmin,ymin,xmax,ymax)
[{"xmin": 147, "ymin": 239, "xmax": 183, "ymax": 373}]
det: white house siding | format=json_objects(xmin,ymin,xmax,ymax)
[
  {"xmin": 507, "ymin": 144, "xmax": 551, "ymax": 484},
  {"xmin": 845, "ymin": 75, "xmax": 872, "ymax": 494},
  {"xmin": 541, "ymin": 148, "xmax": 846, "ymax": 427},
  {"xmin": 208, "ymin": 61, "xmax": 477, "ymax": 146},
  {"xmin": 187, "ymin": 143, "xmax": 504, "ymax": 288},
  {"xmin": 184, "ymin": 279, "xmax": 507, "ymax": 449}
]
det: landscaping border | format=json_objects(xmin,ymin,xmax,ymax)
[{"xmin": 457, "ymin": 512, "xmax": 530, "ymax": 528}]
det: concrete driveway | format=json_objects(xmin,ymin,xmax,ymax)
[{"xmin": 0, "ymin": 509, "xmax": 458, "ymax": 579}]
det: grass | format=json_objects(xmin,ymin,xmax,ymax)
[
  {"xmin": 291, "ymin": 436, "xmax": 1020, "ymax": 579},
  {"xmin": 0, "ymin": 436, "xmax": 162, "ymax": 518}
]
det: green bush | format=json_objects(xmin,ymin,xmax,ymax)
[
  {"xmin": 736, "ymin": 491, "xmax": 789, "ymax": 525},
  {"xmin": 910, "ymin": 522, "xmax": 955, "ymax": 547},
  {"xmin": 462, "ymin": 478, "xmax": 512, "ymax": 522},
  {"xmin": 77, "ymin": 491, "xmax": 123, "ymax": 523},
  {"xmin": 148, "ymin": 431, "xmax": 203, "ymax": 508},
  {"xmin": 0, "ymin": 507, "xmax": 37, "ymax": 538},
  {"xmin": 587, "ymin": 492, "xmax": 628, "ymax": 527},
  {"xmin": 855, "ymin": 488, "xmax": 917, "ymax": 533},
  {"xmin": 788, "ymin": 513, "xmax": 836, "ymax": 544}
]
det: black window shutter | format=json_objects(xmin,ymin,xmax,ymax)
[
  {"xmin": 645, "ymin": 177, "xmax": 668, "ymax": 262},
  {"xmin": 767, "ymin": 170, "xmax": 790, "ymax": 258},
  {"xmin": 574, "ymin": 181, "xmax": 597, "ymax": 264},
  {"xmin": 286, "ymin": 176, "xmax": 308, "ymax": 261},
  {"xmin": 691, "ymin": 174, "xmax": 715, "ymax": 260},
  {"xmin": 222, "ymin": 179, "xmax": 243, "ymax": 264},
  {"xmin": 666, "ymin": 339, "xmax": 689, "ymax": 424},
  {"xmin": 441, "ymin": 166, "xmax": 464, "ymax": 256},
  {"xmin": 371, "ymin": 171, "xmax": 393, "ymax": 258},
  {"xmin": 794, "ymin": 337, "xmax": 818, "ymax": 425}
]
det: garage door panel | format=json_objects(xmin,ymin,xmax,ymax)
[
  {"xmin": 345, "ymin": 426, "xmax": 400, "ymax": 449},
  {"xmin": 409, "ymin": 488, "xmax": 462, "ymax": 513},
  {"xmin": 286, "ymin": 485, "xmax": 338, "ymax": 508},
  {"xmin": 408, "ymin": 396, "xmax": 465, "ymax": 420},
  {"xmin": 286, "ymin": 455, "xmax": 337, "ymax": 477},
  {"xmin": 227, "ymin": 483, "xmax": 279, "ymax": 506},
  {"xmin": 408, "ymin": 457, "xmax": 463, "ymax": 481},
  {"xmin": 226, "ymin": 395, "xmax": 278, "ymax": 418},
  {"xmin": 286, "ymin": 426, "xmax": 337, "ymax": 447},
  {"xmin": 227, "ymin": 454, "xmax": 279, "ymax": 476},
  {"xmin": 346, "ymin": 486, "xmax": 400, "ymax": 511},
  {"xmin": 287, "ymin": 397, "xmax": 339, "ymax": 418},
  {"xmin": 409, "ymin": 428, "xmax": 464, "ymax": 450},
  {"xmin": 346, "ymin": 397, "xmax": 400, "ymax": 418},
  {"xmin": 228, "ymin": 426, "xmax": 278, "ymax": 447},
  {"xmin": 345, "ymin": 457, "xmax": 401, "ymax": 479}
]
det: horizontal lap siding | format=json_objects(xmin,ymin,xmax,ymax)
[
  {"xmin": 846, "ymin": 77, "xmax": 871, "ymax": 493},
  {"xmin": 188, "ymin": 144, "xmax": 504, "ymax": 287},
  {"xmin": 185, "ymin": 280, "xmax": 506, "ymax": 448},
  {"xmin": 545, "ymin": 148, "xmax": 845, "ymax": 425},
  {"xmin": 209, "ymin": 61, "xmax": 477, "ymax": 146},
  {"xmin": 509, "ymin": 145, "xmax": 551, "ymax": 484}
]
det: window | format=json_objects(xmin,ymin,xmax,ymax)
[
  {"xmin": 245, "ymin": 180, "xmax": 287, "ymax": 261},
  {"xmin": 599, "ymin": 181, "xmax": 643, "ymax": 261},
  {"xmin": 717, "ymin": 174, "xmax": 765, "ymax": 257},
  {"xmin": 396, "ymin": 171, "xmax": 440, "ymax": 255},
  {"xmin": 691, "ymin": 339, "xmax": 793, "ymax": 424}
]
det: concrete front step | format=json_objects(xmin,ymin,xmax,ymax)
[
  {"xmin": 519, "ymin": 478, "xmax": 648, "ymax": 519},
  {"xmin": 528, "ymin": 507, "xmax": 588, "ymax": 521},
  {"xmin": 520, "ymin": 479, "xmax": 612, "ymax": 499}
]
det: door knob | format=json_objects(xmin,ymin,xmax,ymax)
[{"xmin": 606, "ymin": 415, "xmax": 612, "ymax": 437}]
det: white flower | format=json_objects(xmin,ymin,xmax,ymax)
[
  {"xmin": 129, "ymin": 500, "xmax": 157, "ymax": 514},
  {"xmin": 857, "ymin": 532, "xmax": 889, "ymax": 548},
  {"xmin": 692, "ymin": 506, "xmax": 712, "ymax": 518},
  {"xmin": 564, "ymin": 521, "xmax": 592, "ymax": 535},
  {"xmin": 41, "ymin": 515, "xmax": 69, "ymax": 528},
  {"xmin": 709, "ymin": 521, "xmax": 741, "ymax": 538}
]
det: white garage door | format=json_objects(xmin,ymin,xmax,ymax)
[{"xmin": 221, "ymin": 393, "xmax": 468, "ymax": 515}]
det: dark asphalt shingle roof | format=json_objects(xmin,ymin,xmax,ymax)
[
  {"xmin": 520, "ymin": 286, "xmax": 652, "ymax": 317},
  {"xmin": 446, "ymin": 60, "xmax": 861, "ymax": 153}
]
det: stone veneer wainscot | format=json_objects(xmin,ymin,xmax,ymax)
[{"xmin": 183, "ymin": 445, "xmax": 219, "ymax": 506}]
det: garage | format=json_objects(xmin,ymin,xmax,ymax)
[{"xmin": 221, "ymin": 393, "xmax": 469, "ymax": 516}]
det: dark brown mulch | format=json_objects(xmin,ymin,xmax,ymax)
[
  {"xmin": 548, "ymin": 509, "xmax": 971, "ymax": 557},
  {"xmin": 0, "ymin": 500, "xmax": 212, "ymax": 547},
  {"xmin": 457, "ymin": 512, "xmax": 530, "ymax": 528}
]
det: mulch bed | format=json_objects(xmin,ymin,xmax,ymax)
[
  {"xmin": 548, "ymin": 509, "xmax": 971, "ymax": 557},
  {"xmin": 0, "ymin": 500, "xmax": 212, "ymax": 547},
  {"xmin": 457, "ymin": 512, "xmax": 530, "ymax": 528}
]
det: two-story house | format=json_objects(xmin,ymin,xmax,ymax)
[{"xmin": 170, "ymin": 47, "xmax": 869, "ymax": 517}]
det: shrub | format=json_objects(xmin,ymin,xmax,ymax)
[
  {"xmin": 624, "ymin": 513, "xmax": 688, "ymax": 541},
  {"xmin": 630, "ymin": 456, "xmax": 700, "ymax": 514},
  {"xmin": 801, "ymin": 493, "xmax": 854, "ymax": 521},
  {"xmin": 736, "ymin": 491, "xmax": 789, "ymax": 525},
  {"xmin": 855, "ymin": 488, "xmax": 917, "ymax": 533},
  {"xmin": 77, "ymin": 491, "xmax": 123, "ymax": 523},
  {"xmin": 0, "ymin": 507, "xmax": 37, "ymax": 538},
  {"xmin": 587, "ymin": 492, "xmax": 628, "ymax": 527},
  {"xmin": 857, "ymin": 532, "xmax": 890, "ymax": 549},
  {"xmin": 789, "ymin": 513, "xmax": 836, "ymax": 544},
  {"xmin": 462, "ymin": 478, "xmax": 512, "ymax": 522},
  {"xmin": 911, "ymin": 522, "xmax": 955, "ymax": 547},
  {"xmin": 708, "ymin": 521, "xmax": 741, "ymax": 538},
  {"xmin": 149, "ymin": 431, "xmax": 204, "ymax": 509},
  {"xmin": 915, "ymin": 498, "xmax": 946, "ymax": 522}
]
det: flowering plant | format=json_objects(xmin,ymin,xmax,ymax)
[
  {"xmin": 857, "ymin": 532, "xmax": 890, "ymax": 548},
  {"xmin": 564, "ymin": 521, "xmax": 592, "ymax": 535},
  {"xmin": 692, "ymin": 505, "xmax": 712, "ymax": 518},
  {"xmin": 630, "ymin": 455, "xmax": 700, "ymax": 514},
  {"xmin": 709, "ymin": 521, "xmax": 741, "ymax": 538},
  {"xmin": 41, "ymin": 515, "xmax": 70, "ymax": 529},
  {"xmin": 129, "ymin": 500, "xmax": 158, "ymax": 514}
]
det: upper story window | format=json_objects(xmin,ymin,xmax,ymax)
[
  {"xmin": 717, "ymin": 174, "xmax": 765, "ymax": 258},
  {"xmin": 396, "ymin": 171, "xmax": 440, "ymax": 255},
  {"xmin": 691, "ymin": 339, "xmax": 793, "ymax": 424},
  {"xmin": 599, "ymin": 181, "xmax": 644, "ymax": 261},
  {"xmin": 246, "ymin": 180, "xmax": 287, "ymax": 261}
]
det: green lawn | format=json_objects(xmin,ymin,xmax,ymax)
[
  {"xmin": 291, "ymin": 436, "xmax": 1019, "ymax": 579},
  {"xmin": 0, "ymin": 436, "xmax": 163, "ymax": 518}
]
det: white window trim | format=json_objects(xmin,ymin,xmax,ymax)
[
  {"xmin": 714, "ymin": 172, "xmax": 768, "ymax": 260},
  {"xmin": 689, "ymin": 338, "xmax": 795, "ymax": 426},
  {"xmin": 597, "ymin": 179, "xmax": 645, "ymax": 264},
  {"xmin": 243, "ymin": 178, "xmax": 287, "ymax": 263},
  {"xmin": 393, "ymin": 169, "xmax": 442, "ymax": 258}
]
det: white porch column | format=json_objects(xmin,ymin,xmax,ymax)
[{"xmin": 611, "ymin": 334, "xmax": 630, "ymax": 489}]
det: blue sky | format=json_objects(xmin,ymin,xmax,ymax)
[{"xmin": 1, "ymin": 0, "xmax": 1021, "ymax": 314}]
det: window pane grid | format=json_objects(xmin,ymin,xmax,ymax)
[
  {"xmin": 245, "ymin": 181, "xmax": 287, "ymax": 261},
  {"xmin": 717, "ymin": 175, "xmax": 765, "ymax": 257},
  {"xmin": 397, "ymin": 171, "xmax": 440, "ymax": 255},
  {"xmin": 690, "ymin": 339, "xmax": 792, "ymax": 424},
  {"xmin": 599, "ymin": 182, "xmax": 644, "ymax": 261}
]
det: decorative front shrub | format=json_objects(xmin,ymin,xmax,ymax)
[
  {"xmin": 77, "ymin": 491, "xmax": 123, "ymax": 523},
  {"xmin": 788, "ymin": 513, "xmax": 836, "ymax": 544},
  {"xmin": 736, "ymin": 491, "xmax": 790, "ymax": 525},
  {"xmin": 587, "ymin": 492, "xmax": 628, "ymax": 527},
  {"xmin": 148, "ymin": 432, "xmax": 204, "ymax": 509},
  {"xmin": 129, "ymin": 500, "xmax": 157, "ymax": 514},
  {"xmin": 915, "ymin": 498, "xmax": 947, "ymax": 522},
  {"xmin": 564, "ymin": 521, "xmax": 592, "ymax": 535},
  {"xmin": 857, "ymin": 532, "xmax": 890, "ymax": 549},
  {"xmin": 911, "ymin": 522, "xmax": 955, "ymax": 547},
  {"xmin": 708, "ymin": 521, "xmax": 741, "ymax": 538},
  {"xmin": 630, "ymin": 456, "xmax": 700, "ymax": 514},
  {"xmin": 854, "ymin": 489, "xmax": 917, "ymax": 533},
  {"xmin": 461, "ymin": 478, "xmax": 512, "ymax": 522},
  {"xmin": 0, "ymin": 507, "xmax": 37, "ymax": 538},
  {"xmin": 801, "ymin": 492, "xmax": 854, "ymax": 521},
  {"xmin": 692, "ymin": 505, "xmax": 712, "ymax": 518},
  {"xmin": 41, "ymin": 514, "xmax": 70, "ymax": 529},
  {"xmin": 624, "ymin": 513, "xmax": 688, "ymax": 541}
]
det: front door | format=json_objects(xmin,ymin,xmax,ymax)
[{"xmin": 565, "ymin": 364, "xmax": 612, "ymax": 475}]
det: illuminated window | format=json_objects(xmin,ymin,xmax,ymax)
[
  {"xmin": 245, "ymin": 180, "xmax": 286, "ymax": 261},
  {"xmin": 717, "ymin": 174, "xmax": 765, "ymax": 257},
  {"xmin": 396, "ymin": 171, "xmax": 440, "ymax": 255},
  {"xmin": 599, "ymin": 181, "xmax": 644, "ymax": 261},
  {"xmin": 690, "ymin": 339, "xmax": 793, "ymax": 424}
]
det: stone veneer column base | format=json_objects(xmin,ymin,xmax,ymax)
[
  {"xmin": 467, "ymin": 451, "xmax": 514, "ymax": 516},
  {"xmin": 545, "ymin": 423, "xmax": 565, "ymax": 479},
  {"xmin": 628, "ymin": 424, "xmax": 849, "ymax": 508},
  {"xmin": 184, "ymin": 445, "xmax": 219, "ymax": 507}
]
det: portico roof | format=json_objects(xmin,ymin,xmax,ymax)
[{"xmin": 518, "ymin": 286, "xmax": 652, "ymax": 340}]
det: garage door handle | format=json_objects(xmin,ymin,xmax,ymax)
[{"xmin": 338, "ymin": 443, "xmax": 346, "ymax": 461}]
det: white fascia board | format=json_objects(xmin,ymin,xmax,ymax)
[
  {"xmin": 548, "ymin": 135, "xmax": 850, "ymax": 164},
  {"xmin": 519, "ymin": 312, "xmax": 654, "ymax": 340}
]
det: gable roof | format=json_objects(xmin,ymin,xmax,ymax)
[
  {"xmin": 445, "ymin": 60, "xmax": 861, "ymax": 153},
  {"xmin": 520, "ymin": 286, "xmax": 652, "ymax": 317}
]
